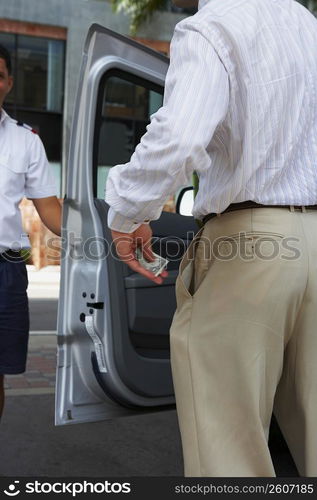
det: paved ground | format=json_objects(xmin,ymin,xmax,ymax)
[
  {"xmin": 26, "ymin": 265, "xmax": 60, "ymax": 300},
  {"xmin": 4, "ymin": 266, "xmax": 59, "ymax": 395},
  {"xmin": 1, "ymin": 265, "xmax": 299, "ymax": 477},
  {"xmin": 1, "ymin": 396, "xmax": 184, "ymax": 477},
  {"xmin": 29, "ymin": 299, "xmax": 58, "ymax": 333},
  {"xmin": 4, "ymin": 335, "xmax": 56, "ymax": 396}
]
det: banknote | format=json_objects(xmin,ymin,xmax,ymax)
[{"xmin": 135, "ymin": 247, "xmax": 169, "ymax": 277}]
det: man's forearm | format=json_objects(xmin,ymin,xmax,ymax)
[{"xmin": 31, "ymin": 196, "xmax": 62, "ymax": 236}]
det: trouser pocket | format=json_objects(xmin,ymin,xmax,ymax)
[{"xmin": 177, "ymin": 226, "xmax": 207, "ymax": 300}]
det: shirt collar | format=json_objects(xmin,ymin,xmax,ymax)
[{"xmin": 0, "ymin": 108, "xmax": 8, "ymax": 125}]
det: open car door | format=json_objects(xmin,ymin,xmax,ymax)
[{"xmin": 55, "ymin": 24, "xmax": 198, "ymax": 425}]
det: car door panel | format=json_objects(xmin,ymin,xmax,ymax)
[{"xmin": 55, "ymin": 24, "xmax": 197, "ymax": 426}]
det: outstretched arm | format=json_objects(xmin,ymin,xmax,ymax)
[{"xmin": 106, "ymin": 20, "xmax": 229, "ymax": 234}]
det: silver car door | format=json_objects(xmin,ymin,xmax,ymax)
[{"xmin": 55, "ymin": 24, "xmax": 197, "ymax": 426}]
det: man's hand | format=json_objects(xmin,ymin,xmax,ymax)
[{"xmin": 111, "ymin": 224, "xmax": 168, "ymax": 284}]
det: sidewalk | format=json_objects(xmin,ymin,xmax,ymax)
[
  {"xmin": 4, "ymin": 335, "xmax": 56, "ymax": 396},
  {"xmin": 1, "ymin": 266, "xmax": 184, "ymax": 478},
  {"xmin": 4, "ymin": 266, "xmax": 60, "ymax": 396},
  {"xmin": 26, "ymin": 264, "xmax": 60, "ymax": 299},
  {"xmin": 2, "ymin": 268, "xmax": 298, "ymax": 478}
]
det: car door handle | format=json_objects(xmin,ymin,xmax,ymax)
[{"xmin": 86, "ymin": 302, "xmax": 104, "ymax": 309}]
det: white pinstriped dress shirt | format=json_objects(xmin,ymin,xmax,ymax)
[{"xmin": 106, "ymin": 0, "xmax": 317, "ymax": 233}]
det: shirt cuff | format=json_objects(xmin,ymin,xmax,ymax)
[{"xmin": 107, "ymin": 207, "xmax": 150, "ymax": 233}]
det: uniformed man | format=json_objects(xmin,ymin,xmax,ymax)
[
  {"xmin": 0, "ymin": 44, "xmax": 61, "ymax": 417},
  {"xmin": 105, "ymin": 0, "xmax": 317, "ymax": 477}
]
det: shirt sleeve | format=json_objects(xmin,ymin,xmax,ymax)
[
  {"xmin": 106, "ymin": 20, "xmax": 229, "ymax": 233},
  {"xmin": 24, "ymin": 133, "xmax": 58, "ymax": 199}
]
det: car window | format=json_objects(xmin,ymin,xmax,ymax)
[{"xmin": 93, "ymin": 71, "xmax": 179, "ymax": 213}]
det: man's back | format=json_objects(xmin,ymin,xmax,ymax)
[{"xmin": 189, "ymin": 0, "xmax": 317, "ymax": 214}]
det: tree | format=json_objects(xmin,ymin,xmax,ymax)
[{"xmin": 110, "ymin": 0, "xmax": 168, "ymax": 35}]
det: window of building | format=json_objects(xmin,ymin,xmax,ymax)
[{"xmin": 0, "ymin": 30, "xmax": 65, "ymax": 194}]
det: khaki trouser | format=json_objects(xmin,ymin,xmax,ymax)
[{"xmin": 170, "ymin": 207, "xmax": 317, "ymax": 477}]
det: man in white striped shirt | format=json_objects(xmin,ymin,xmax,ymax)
[{"xmin": 106, "ymin": 0, "xmax": 317, "ymax": 477}]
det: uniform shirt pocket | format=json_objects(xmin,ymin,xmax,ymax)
[
  {"xmin": 0, "ymin": 153, "xmax": 27, "ymax": 197},
  {"xmin": 0, "ymin": 153, "xmax": 28, "ymax": 174}
]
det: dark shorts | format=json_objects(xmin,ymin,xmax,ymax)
[{"xmin": 0, "ymin": 254, "xmax": 29, "ymax": 374}]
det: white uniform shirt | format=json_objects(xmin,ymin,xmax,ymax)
[
  {"xmin": 106, "ymin": 0, "xmax": 317, "ymax": 233},
  {"xmin": 0, "ymin": 109, "xmax": 57, "ymax": 252}
]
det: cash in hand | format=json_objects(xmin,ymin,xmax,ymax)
[{"xmin": 135, "ymin": 247, "xmax": 169, "ymax": 277}]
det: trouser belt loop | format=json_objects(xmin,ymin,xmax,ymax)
[
  {"xmin": 302, "ymin": 206, "xmax": 307, "ymax": 213},
  {"xmin": 289, "ymin": 205, "xmax": 295, "ymax": 213}
]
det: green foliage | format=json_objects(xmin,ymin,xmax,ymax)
[{"xmin": 110, "ymin": 0, "xmax": 168, "ymax": 35}]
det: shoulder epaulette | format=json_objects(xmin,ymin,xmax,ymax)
[{"xmin": 16, "ymin": 120, "xmax": 38, "ymax": 134}]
